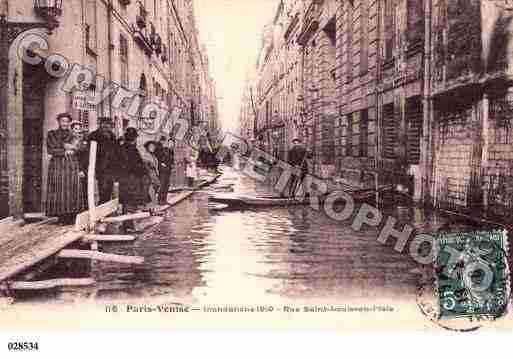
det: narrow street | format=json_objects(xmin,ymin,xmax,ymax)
[
  {"xmin": 1, "ymin": 0, "xmax": 513, "ymax": 342},
  {"xmin": 10, "ymin": 165, "xmax": 477, "ymax": 308}
]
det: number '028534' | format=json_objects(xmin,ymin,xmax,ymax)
[{"xmin": 7, "ymin": 342, "xmax": 39, "ymax": 351}]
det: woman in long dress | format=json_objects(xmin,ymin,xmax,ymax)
[{"xmin": 46, "ymin": 113, "xmax": 86, "ymax": 224}]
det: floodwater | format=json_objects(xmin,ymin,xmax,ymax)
[{"xmin": 13, "ymin": 166, "xmax": 488, "ymax": 306}]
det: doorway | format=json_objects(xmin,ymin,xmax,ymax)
[{"xmin": 22, "ymin": 63, "xmax": 45, "ymax": 213}]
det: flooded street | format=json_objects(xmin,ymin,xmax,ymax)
[{"xmin": 11, "ymin": 165, "xmax": 488, "ymax": 309}]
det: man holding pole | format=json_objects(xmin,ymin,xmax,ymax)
[{"xmin": 287, "ymin": 138, "xmax": 308, "ymax": 198}]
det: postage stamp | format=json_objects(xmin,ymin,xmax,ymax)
[
  {"xmin": 416, "ymin": 229, "xmax": 511, "ymax": 331},
  {"xmin": 435, "ymin": 230, "xmax": 510, "ymax": 318},
  {"xmin": 434, "ymin": 230, "xmax": 510, "ymax": 320}
]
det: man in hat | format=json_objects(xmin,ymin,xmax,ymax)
[
  {"xmin": 87, "ymin": 117, "xmax": 120, "ymax": 204},
  {"xmin": 156, "ymin": 136, "xmax": 175, "ymax": 204},
  {"xmin": 287, "ymin": 138, "xmax": 308, "ymax": 197}
]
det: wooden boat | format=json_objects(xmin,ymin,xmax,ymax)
[
  {"xmin": 209, "ymin": 185, "xmax": 394, "ymax": 208},
  {"xmin": 168, "ymin": 174, "xmax": 221, "ymax": 193},
  {"xmin": 210, "ymin": 194, "xmax": 309, "ymax": 207},
  {"xmin": 208, "ymin": 204, "xmax": 230, "ymax": 211},
  {"xmin": 169, "ymin": 186, "xmax": 193, "ymax": 193}
]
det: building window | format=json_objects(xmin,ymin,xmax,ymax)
[
  {"xmin": 382, "ymin": 103, "xmax": 396, "ymax": 159},
  {"xmin": 360, "ymin": 109, "xmax": 369, "ymax": 157},
  {"xmin": 360, "ymin": 0, "xmax": 369, "ymax": 75},
  {"xmin": 119, "ymin": 34, "xmax": 129, "ymax": 88},
  {"xmin": 85, "ymin": 0, "xmax": 97, "ymax": 53},
  {"xmin": 346, "ymin": 113, "xmax": 353, "ymax": 156},
  {"xmin": 405, "ymin": 97, "xmax": 423, "ymax": 164},
  {"xmin": 322, "ymin": 116, "xmax": 335, "ymax": 165},
  {"xmin": 78, "ymin": 110, "xmax": 90, "ymax": 133},
  {"xmin": 384, "ymin": 0, "xmax": 396, "ymax": 61},
  {"xmin": 407, "ymin": 0, "xmax": 424, "ymax": 45},
  {"xmin": 323, "ymin": 17, "xmax": 336, "ymax": 47},
  {"xmin": 346, "ymin": 3, "xmax": 354, "ymax": 84}
]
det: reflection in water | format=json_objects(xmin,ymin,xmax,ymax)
[{"xmin": 14, "ymin": 167, "xmax": 488, "ymax": 305}]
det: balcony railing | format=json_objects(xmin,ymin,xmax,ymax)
[
  {"xmin": 284, "ymin": 13, "xmax": 299, "ymax": 40},
  {"xmin": 297, "ymin": 0, "xmax": 324, "ymax": 46}
]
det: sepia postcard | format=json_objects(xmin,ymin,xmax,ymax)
[{"xmin": 1, "ymin": 0, "xmax": 513, "ymax": 341}]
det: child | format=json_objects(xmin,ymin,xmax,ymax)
[{"xmin": 185, "ymin": 156, "xmax": 197, "ymax": 188}]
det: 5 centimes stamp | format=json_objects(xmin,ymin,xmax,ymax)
[{"xmin": 417, "ymin": 229, "xmax": 511, "ymax": 331}]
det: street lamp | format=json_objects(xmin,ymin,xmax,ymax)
[
  {"xmin": 0, "ymin": 1, "xmax": 63, "ymax": 217},
  {"xmin": 34, "ymin": 0, "xmax": 63, "ymax": 25}
]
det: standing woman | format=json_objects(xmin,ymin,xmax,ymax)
[{"xmin": 46, "ymin": 113, "xmax": 86, "ymax": 224}]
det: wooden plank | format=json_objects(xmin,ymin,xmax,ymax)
[
  {"xmin": 0, "ymin": 220, "xmax": 57, "ymax": 248},
  {"xmin": 0, "ymin": 216, "xmax": 14, "ymax": 226},
  {"xmin": 23, "ymin": 213, "xmax": 46, "ymax": 220},
  {"xmin": 0, "ymin": 217, "xmax": 24, "ymax": 238},
  {"xmin": 169, "ymin": 186, "xmax": 194, "ymax": 193},
  {"xmin": 101, "ymin": 212, "xmax": 151, "ymax": 223},
  {"xmin": 58, "ymin": 250, "xmax": 144, "ymax": 265},
  {"xmin": 151, "ymin": 204, "xmax": 170, "ymax": 213},
  {"xmin": 6, "ymin": 278, "xmax": 95, "ymax": 290},
  {"xmin": 75, "ymin": 199, "xmax": 119, "ymax": 231},
  {"xmin": 83, "ymin": 234, "xmax": 136, "ymax": 242},
  {"xmin": 34, "ymin": 217, "xmax": 59, "ymax": 226},
  {"xmin": 0, "ymin": 231, "xmax": 86, "ymax": 283},
  {"xmin": 168, "ymin": 191, "xmax": 194, "ymax": 206},
  {"xmin": 135, "ymin": 216, "xmax": 164, "ymax": 232},
  {"xmin": 88, "ymin": 141, "xmax": 98, "ymax": 231}
]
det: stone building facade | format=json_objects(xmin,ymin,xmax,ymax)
[
  {"xmin": 239, "ymin": 0, "xmax": 513, "ymax": 221},
  {"xmin": 427, "ymin": 0, "xmax": 513, "ymax": 222},
  {"xmin": 0, "ymin": 0, "xmax": 217, "ymax": 220}
]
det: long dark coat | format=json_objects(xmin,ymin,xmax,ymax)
[
  {"xmin": 46, "ymin": 129, "xmax": 86, "ymax": 217},
  {"xmin": 288, "ymin": 145, "xmax": 308, "ymax": 168},
  {"xmin": 157, "ymin": 147, "xmax": 174, "ymax": 175},
  {"xmin": 118, "ymin": 142, "xmax": 150, "ymax": 206},
  {"xmin": 87, "ymin": 129, "xmax": 120, "ymax": 180}
]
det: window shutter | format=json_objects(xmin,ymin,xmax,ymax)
[
  {"xmin": 406, "ymin": 97, "xmax": 423, "ymax": 164},
  {"xmin": 360, "ymin": 0, "xmax": 369, "ymax": 75},
  {"xmin": 346, "ymin": 113, "xmax": 353, "ymax": 156},
  {"xmin": 384, "ymin": 0, "xmax": 396, "ymax": 60},
  {"xmin": 382, "ymin": 103, "xmax": 396, "ymax": 159},
  {"xmin": 360, "ymin": 109, "xmax": 369, "ymax": 157}
]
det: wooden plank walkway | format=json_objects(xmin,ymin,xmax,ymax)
[
  {"xmin": 0, "ymin": 224, "xmax": 85, "ymax": 283},
  {"xmin": 0, "ymin": 174, "xmax": 221, "ymax": 285}
]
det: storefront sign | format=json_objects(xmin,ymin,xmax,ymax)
[{"xmin": 73, "ymin": 92, "xmax": 97, "ymax": 111}]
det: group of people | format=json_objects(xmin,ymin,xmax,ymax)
[
  {"xmin": 46, "ymin": 111, "xmax": 308, "ymax": 230},
  {"xmin": 46, "ymin": 113, "xmax": 176, "ymax": 232}
]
